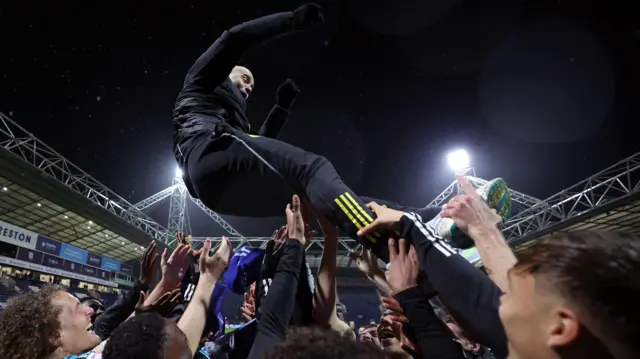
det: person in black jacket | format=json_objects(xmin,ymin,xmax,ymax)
[
  {"xmin": 357, "ymin": 204, "xmax": 509, "ymax": 359},
  {"xmin": 90, "ymin": 241, "xmax": 159, "ymax": 340},
  {"xmin": 173, "ymin": 3, "xmax": 422, "ymax": 263}
]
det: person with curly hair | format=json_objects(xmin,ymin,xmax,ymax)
[{"xmin": 0, "ymin": 285, "xmax": 101, "ymax": 359}]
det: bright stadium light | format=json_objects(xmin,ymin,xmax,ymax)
[
  {"xmin": 175, "ymin": 166, "xmax": 183, "ymax": 178},
  {"xmin": 447, "ymin": 150, "xmax": 470, "ymax": 171}
]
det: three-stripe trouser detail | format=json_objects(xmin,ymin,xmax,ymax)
[{"xmin": 334, "ymin": 192, "xmax": 381, "ymax": 244}]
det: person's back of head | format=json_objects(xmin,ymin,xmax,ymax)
[
  {"xmin": 499, "ymin": 231, "xmax": 640, "ymax": 359},
  {"xmin": 265, "ymin": 326, "xmax": 395, "ymax": 359},
  {"xmin": 0, "ymin": 286, "xmax": 62, "ymax": 359},
  {"xmin": 103, "ymin": 313, "xmax": 191, "ymax": 359}
]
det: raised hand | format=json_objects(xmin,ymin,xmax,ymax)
[
  {"xmin": 386, "ymin": 238, "xmax": 419, "ymax": 293},
  {"xmin": 177, "ymin": 232, "xmax": 202, "ymax": 257},
  {"xmin": 286, "ymin": 194, "xmax": 306, "ymax": 245},
  {"xmin": 160, "ymin": 244, "xmax": 191, "ymax": 288},
  {"xmin": 276, "ymin": 79, "xmax": 300, "ymax": 109},
  {"xmin": 135, "ymin": 289, "xmax": 182, "ymax": 317},
  {"xmin": 199, "ymin": 237, "xmax": 232, "ymax": 281},
  {"xmin": 240, "ymin": 285, "xmax": 256, "ymax": 322},
  {"xmin": 271, "ymin": 225, "xmax": 288, "ymax": 252},
  {"xmin": 176, "ymin": 232, "xmax": 187, "ymax": 246},
  {"xmin": 292, "ymin": 3, "xmax": 324, "ymax": 31},
  {"xmin": 139, "ymin": 241, "xmax": 159, "ymax": 286},
  {"xmin": 441, "ymin": 174, "xmax": 502, "ymax": 234},
  {"xmin": 349, "ymin": 247, "xmax": 383, "ymax": 278}
]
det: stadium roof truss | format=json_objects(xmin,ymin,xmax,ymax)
[
  {"xmin": 502, "ymin": 152, "xmax": 640, "ymax": 246},
  {"xmin": 0, "ymin": 180, "xmax": 145, "ymax": 261},
  {"xmin": 426, "ymin": 154, "xmax": 640, "ymax": 249},
  {"xmin": 0, "ymin": 113, "xmax": 161, "ymax": 262},
  {"xmin": 3, "ymin": 112, "xmax": 640, "ymax": 266}
]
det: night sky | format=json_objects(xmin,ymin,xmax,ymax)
[{"xmin": 2, "ymin": 0, "xmax": 640, "ymax": 238}]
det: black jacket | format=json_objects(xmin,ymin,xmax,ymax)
[
  {"xmin": 173, "ymin": 11, "xmax": 298, "ymax": 163},
  {"xmin": 93, "ymin": 281, "xmax": 148, "ymax": 340},
  {"xmin": 395, "ymin": 286, "xmax": 465, "ymax": 359}
]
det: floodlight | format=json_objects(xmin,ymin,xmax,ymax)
[
  {"xmin": 175, "ymin": 166, "xmax": 183, "ymax": 178},
  {"xmin": 447, "ymin": 150, "xmax": 470, "ymax": 171}
]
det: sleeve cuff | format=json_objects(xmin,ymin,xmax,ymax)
[
  {"xmin": 395, "ymin": 286, "xmax": 423, "ymax": 304},
  {"xmin": 398, "ymin": 214, "xmax": 416, "ymax": 239}
]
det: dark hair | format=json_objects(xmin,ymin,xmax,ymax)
[
  {"xmin": 265, "ymin": 326, "xmax": 396, "ymax": 359},
  {"xmin": 103, "ymin": 313, "xmax": 166, "ymax": 359},
  {"xmin": 514, "ymin": 231, "xmax": 640, "ymax": 356},
  {"xmin": 0, "ymin": 285, "xmax": 64, "ymax": 359}
]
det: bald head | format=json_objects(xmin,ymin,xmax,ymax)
[{"xmin": 229, "ymin": 66, "xmax": 254, "ymax": 99}]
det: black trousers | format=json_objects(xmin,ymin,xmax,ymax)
[{"xmin": 184, "ymin": 123, "xmax": 404, "ymax": 261}]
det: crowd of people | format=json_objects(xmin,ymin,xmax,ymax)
[{"xmin": 0, "ymin": 174, "xmax": 637, "ymax": 359}]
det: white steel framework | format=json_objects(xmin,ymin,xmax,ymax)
[
  {"xmin": 0, "ymin": 113, "xmax": 169, "ymax": 244},
  {"xmin": 502, "ymin": 152, "xmax": 640, "ymax": 246},
  {"xmin": 166, "ymin": 176, "xmax": 188, "ymax": 247},
  {"xmin": 4, "ymin": 112, "xmax": 640, "ymax": 257}
]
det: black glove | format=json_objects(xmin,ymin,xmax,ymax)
[
  {"xmin": 276, "ymin": 79, "xmax": 300, "ymax": 109},
  {"xmin": 292, "ymin": 3, "xmax": 324, "ymax": 31}
]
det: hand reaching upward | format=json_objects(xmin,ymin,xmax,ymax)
[
  {"xmin": 135, "ymin": 289, "xmax": 181, "ymax": 317},
  {"xmin": 139, "ymin": 241, "xmax": 159, "ymax": 286},
  {"xmin": 386, "ymin": 238, "xmax": 419, "ymax": 293},
  {"xmin": 286, "ymin": 194, "xmax": 306, "ymax": 245},
  {"xmin": 349, "ymin": 247, "xmax": 383, "ymax": 279},
  {"xmin": 176, "ymin": 231, "xmax": 203, "ymax": 257},
  {"xmin": 160, "ymin": 244, "xmax": 191, "ymax": 288},
  {"xmin": 441, "ymin": 174, "xmax": 502, "ymax": 234},
  {"xmin": 199, "ymin": 237, "xmax": 232, "ymax": 281},
  {"xmin": 271, "ymin": 225, "xmax": 288, "ymax": 251}
]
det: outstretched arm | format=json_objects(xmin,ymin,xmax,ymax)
[
  {"xmin": 312, "ymin": 217, "xmax": 339, "ymax": 327},
  {"xmin": 184, "ymin": 12, "xmax": 295, "ymax": 92},
  {"xmin": 259, "ymin": 105, "xmax": 291, "ymax": 138},
  {"xmin": 259, "ymin": 79, "xmax": 300, "ymax": 138},
  {"xmin": 184, "ymin": 3, "xmax": 324, "ymax": 93}
]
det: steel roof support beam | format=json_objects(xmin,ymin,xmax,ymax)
[
  {"xmin": 132, "ymin": 185, "xmax": 176, "ymax": 213},
  {"xmin": 503, "ymin": 152, "xmax": 640, "ymax": 243},
  {"xmin": 189, "ymin": 197, "xmax": 244, "ymax": 237},
  {"xmin": 166, "ymin": 178, "xmax": 188, "ymax": 247},
  {"xmin": 0, "ymin": 113, "xmax": 169, "ymax": 244}
]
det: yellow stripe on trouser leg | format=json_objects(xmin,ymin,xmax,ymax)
[
  {"xmin": 339, "ymin": 194, "xmax": 380, "ymax": 243},
  {"xmin": 343, "ymin": 193, "xmax": 381, "ymax": 239},
  {"xmin": 334, "ymin": 197, "xmax": 377, "ymax": 244},
  {"xmin": 249, "ymin": 134, "xmax": 260, "ymax": 138}
]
